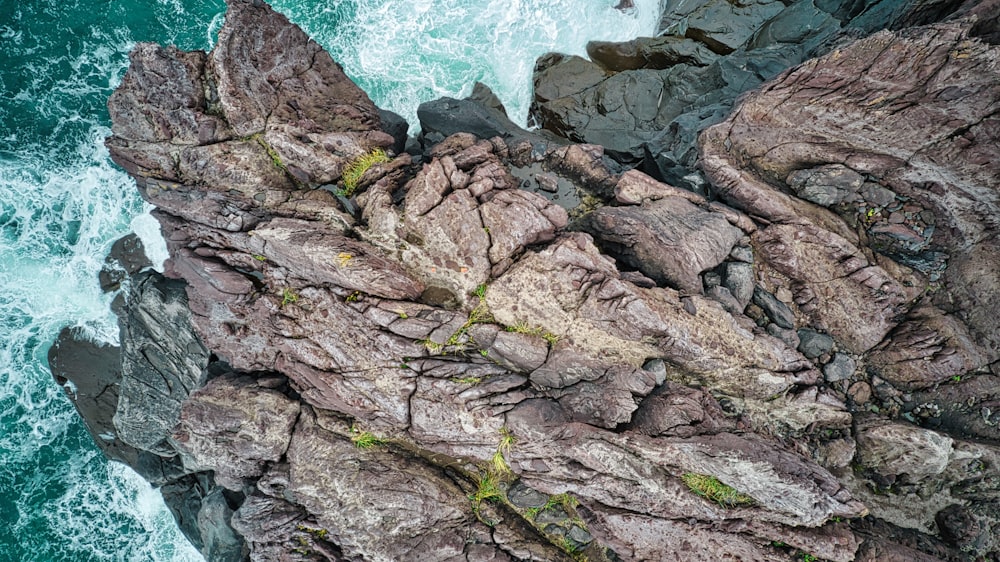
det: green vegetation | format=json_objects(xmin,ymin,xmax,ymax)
[
  {"xmin": 340, "ymin": 148, "xmax": 390, "ymax": 197},
  {"xmin": 421, "ymin": 339, "xmax": 445, "ymax": 354},
  {"xmin": 253, "ymin": 135, "xmax": 287, "ymax": 173},
  {"xmin": 469, "ymin": 470, "xmax": 504, "ymax": 524},
  {"xmin": 681, "ymin": 473, "xmax": 755, "ymax": 507},
  {"xmin": 345, "ymin": 291, "xmax": 361, "ymax": 303},
  {"xmin": 799, "ymin": 554, "xmax": 818, "ymax": 562},
  {"xmin": 474, "ymin": 283, "xmax": 488, "ymax": 299},
  {"xmin": 252, "ymin": 254, "xmax": 267, "ymax": 261},
  {"xmin": 350, "ymin": 425, "xmax": 387, "ymax": 449},
  {"xmin": 491, "ymin": 427, "xmax": 516, "ymax": 476},
  {"xmin": 281, "ymin": 287, "xmax": 299, "ymax": 307},
  {"xmin": 505, "ymin": 321, "xmax": 559, "ymax": 346},
  {"xmin": 296, "ymin": 524, "xmax": 329, "ymax": 541}
]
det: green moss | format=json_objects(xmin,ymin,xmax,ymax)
[
  {"xmin": 350, "ymin": 425, "xmax": 387, "ymax": 449},
  {"xmin": 340, "ymin": 148, "xmax": 390, "ymax": 197},
  {"xmin": 681, "ymin": 473, "xmax": 755, "ymax": 507},
  {"xmin": 505, "ymin": 321, "xmax": 559, "ymax": 347},
  {"xmin": 252, "ymin": 135, "xmax": 288, "ymax": 173},
  {"xmin": 280, "ymin": 287, "xmax": 299, "ymax": 307},
  {"xmin": 252, "ymin": 254, "xmax": 267, "ymax": 261}
]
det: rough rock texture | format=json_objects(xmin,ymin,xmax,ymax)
[
  {"xmin": 49, "ymin": 0, "xmax": 1000, "ymax": 560},
  {"xmin": 699, "ymin": 11, "xmax": 1000, "ymax": 560},
  {"xmin": 531, "ymin": 0, "xmax": 983, "ymax": 193}
]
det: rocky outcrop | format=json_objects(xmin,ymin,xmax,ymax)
[
  {"xmin": 48, "ymin": 0, "xmax": 1000, "ymax": 560},
  {"xmin": 698, "ymin": 11, "xmax": 1000, "ymax": 560},
  {"xmin": 529, "ymin": 0, "xmax": 986, "ymax": 193}
]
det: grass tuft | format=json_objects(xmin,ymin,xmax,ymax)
[
  {"xmin": 681, "ymin": 473, "xmax": 755, "ymax": 507},
  {"xmin": 340, "ymin": 148, "xmax": 390, "ymax": 197},
  {"xmin": 350, "ymin": 425, "xmax": 387, "ymax": 449}
]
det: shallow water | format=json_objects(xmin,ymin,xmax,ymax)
[{"xmin": 0, "ymin": 0, "xmax": 656, "ymax": 558}]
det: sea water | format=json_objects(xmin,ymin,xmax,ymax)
[{"xmin": 0, "ymin": 0, "xmax": 657, "ymax": 559}]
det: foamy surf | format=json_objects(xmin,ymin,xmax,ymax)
[{"xmin": 273, "ymin": 0, "xmax": 661, "ymax": 131}]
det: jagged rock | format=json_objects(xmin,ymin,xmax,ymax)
[
  {"xmin": 700, "ymin": 19, "xmax": 1000, "ymax": 360},
  {"xmin": 630, "ymin": 382, "xmax": 734, "ymax": 438},
  {"xmin": 721, "ymin": 261, "xmax": 754, "ymax": 309},
  {"xmin": 417, "ymin": 89, "xmax": 558, "ymax": 149},
  {"xmin": 170, "ymin": 373, "xmax": 300, "ymax": 490},
  {"xmin": 485, "ymin": 233, "xmax": 819, "ymax": 402},
  {"xmin": 866, "ymin": 305, "xmax": 989, "ymax": 390},
  {"xmin": 752, "ymin": 286, "xmax": 795, "ymax": 330},
  {"xmin": 196, "ymin": 487, "xmax": 247, "ymax": 562},
  {"xmin": 80, "ymin": 0, "xmax": 1000, "ymax": 560},
  {"xmin": 786, "ymin": 164, "xmax": 865, "ymax": 207},
  {"xmin": 106, "ymin": 0, "xmax": 395, "ymax": 232},
  {"xmin": 99, "ymin": 233, "xmax": 153, "ymax": 292},
  {"xmin": 114, "ymin": 271, "xmax": 210, "ymax": 453},
  {"xmin": 587, "ymin": 173, "xmax": 743, "ymax": 293}
]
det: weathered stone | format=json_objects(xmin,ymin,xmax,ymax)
[
  {"xmin": 786, "ymin": 164, "xmax": 864, "ymax": 207},
  {"xmin": 170, "ymin": 373, "xmax": 300, "ymax": 490},
  {"xmin": 588, "ymin": 181, "xmax": 743, "ymax": 293},
  {"xmin": 797, "ymin": 329, "xmax": 834, "ymax": 359},
  {"xmin": 860, "ymin": 182, "xmax": 897, "ymax": 207},
  {"xmin": 823, "ymin": 353, "xmax": 856, "ymax": 383},
  {"xmin": 752, "ymin": 286, "xmax": 795, "ymax": 329},
  {"xmin": 721, "ymin": 261, "xmax": 754, "ymax": 309},
  {"xmin": 867, "ymin": 306, "xmax": 989, "ymax": 390},
  {"xmin": 114, "ymin": 271, "xmax": 210, "ymax": 453},
  {"xmin": 855, "ymin": 421, "xmax": 954, "ymax": 482}
]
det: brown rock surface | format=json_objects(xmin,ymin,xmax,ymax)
[{"xmin": 53, "ymin": 0, "xmax": 1000, "ymax": 560}]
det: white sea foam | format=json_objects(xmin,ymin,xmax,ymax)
[{"xmin": 273, "ymin": 0, "xmax": 661, "ymax": 132}]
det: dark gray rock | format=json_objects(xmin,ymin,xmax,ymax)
[
  {"xmin": 823, "ymin": 353, "xmax": 856, "ymax": 382},
  {"xmin": 114, "ymin": 271, "xmax": 210, "ymax": 454},
  {"xmin": 197, "ymin": 487, "xmax": 247, "ymax": 562},
  {"xmin": 860, "ymin": 182, "xmax": 897, "ymax": 207},
  {"xmin": 798, "ymin": 329, "xmax": 835, "ymax": 359},
  {"xmin": 417, "ymin": 94, "xmax": 556, "ymax": 149},
  {"xmin": 721, "ymin": 261, "xmax": 754, "ymax": 309},
  {"xmin": 752, "ymin": 286, "xmax": 795, "ymax": 329},
  {"xmin": 786, "ymin": 164, "xmax": 865, "ymax": 206},
  {"xmin": 506, "ymin": 480, "xmax": 549, "ymax": 509},
  {"xmin": 657, "ymin": 0, "xmax": 785, "ymax": 54},
  {"xmin": 767, "ymin": 323, "xmax": 801, "ymax": 350},
  {"xmin": 377, "ymin": 108, "xmax": 409, "ymax": 155},
  {"xmin": 706, "ymin": 285, "xmax": 744, "ymax": 317},
  {"xmin": 99, "ymin": 233, "xmax": 153, "ymax": 292}
]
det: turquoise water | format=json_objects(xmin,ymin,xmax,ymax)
[{"xmin": 0, "ymin": 0, "xmax": 657, "ymax": 559}]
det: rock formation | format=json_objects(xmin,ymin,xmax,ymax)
[{"xmin": 50, "ymin": 0, "xmax": 1000, "ymax": 560}]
